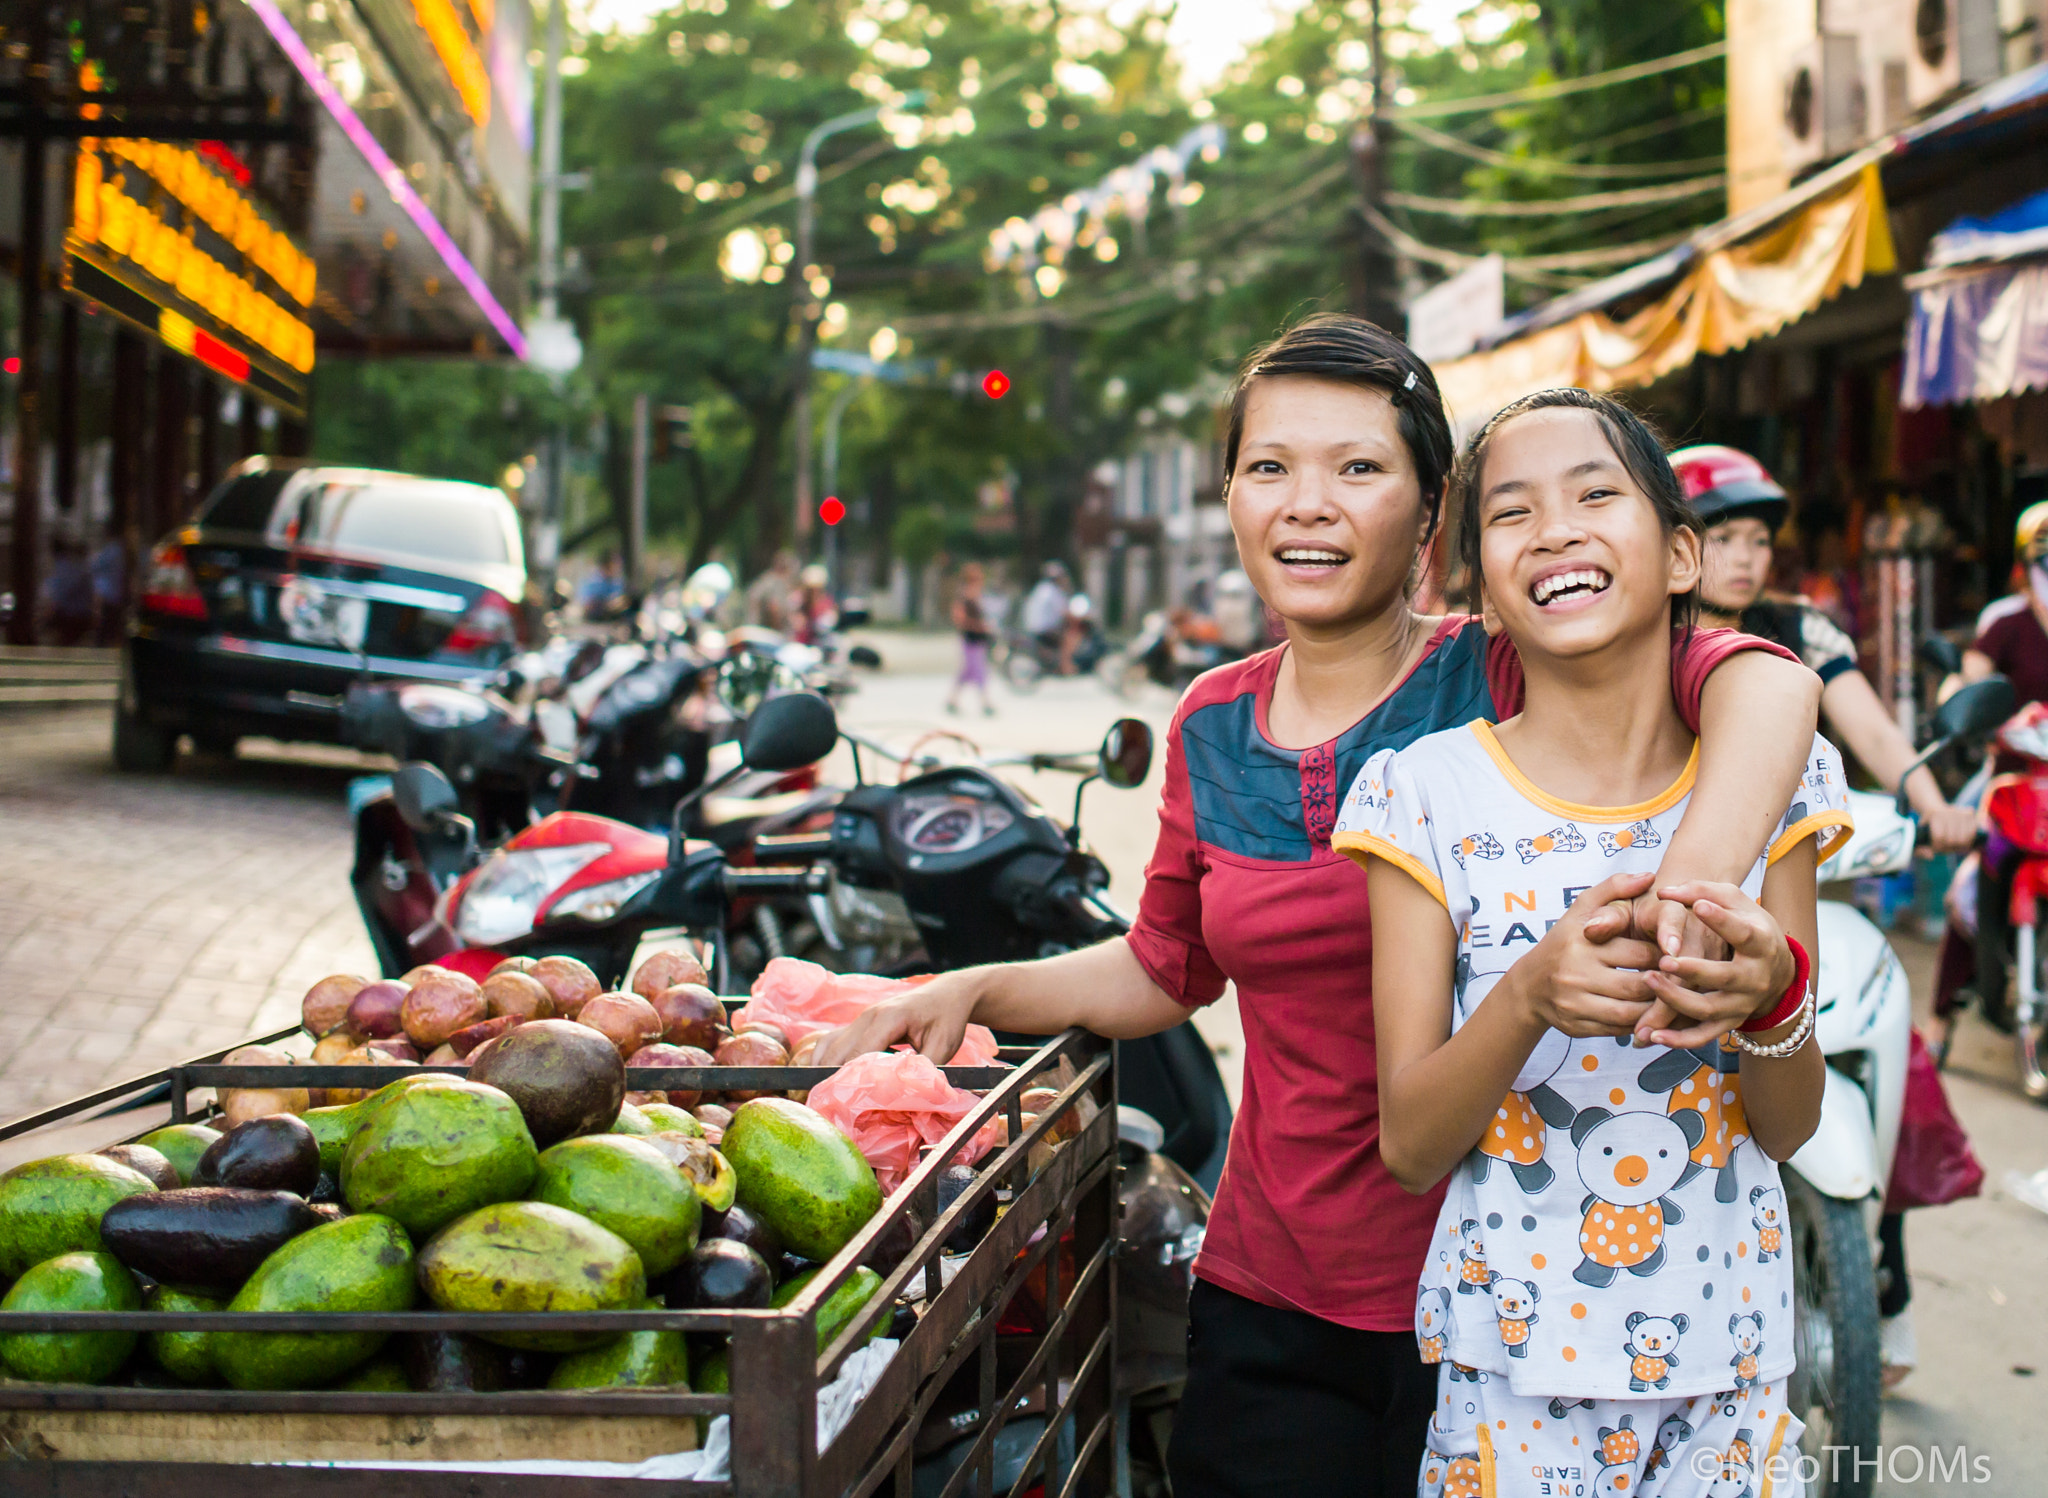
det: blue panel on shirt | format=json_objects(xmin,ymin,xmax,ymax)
[{"xmin": 1182, "ymin": 625, "xmax": 1496, "ymax": 862}]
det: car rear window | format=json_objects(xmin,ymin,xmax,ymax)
[
  {"xmin": 198, "ymin": 471, "xmax": 293, "ymax": 533},
  {"xmin": 287, "ymin": 481, "xmax": 513, "ymax": 566}
]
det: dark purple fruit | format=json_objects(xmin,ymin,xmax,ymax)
[
  {"xmin": 700, "ymin": 1203, "xmax": 784, "ymax": 1267},
  {"xmin": 97, "ymin": 1144, "xmax": 181, "ymax": 1191},
  {"xmin": 860, "ymin": 1212, "xmax": 916, "ymax": 1278},
  {"xmin": 398, "ymin": 1331, "xmax": 550, "ymax": 1392},
  {"xmin": 467, "ymin": 1019, "xmax": 626, "ymax": 1147},
  {"xmin": 100, "ymin": 1187, "xmax": 324, "ymax": 1295},
  {"xmin": 192, "ymin": 1115, "xmax": 320, "ymax": 1197},
  {"xmin": 665, "ymin": 1239, "xmax": 772, "ymax": 1311},
  {"xmin": 934, "ymin": 1165, "xmax": 993, "ymax": 1254}
]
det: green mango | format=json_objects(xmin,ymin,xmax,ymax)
[
  {"xmin": 341, "ymin": 1079, "xmax": 537, "ymax": 1239},
  {"xmin": 211, "ymin": 1214, "xmax": 415, "ymax": 1390},
  {"xmin": 145, "ymin": 1284, "xmax": 225, "ymax": 1385},
  {"xmin": 333, "ymin": 1358, "xmax": 410, "ymax": 1391},
  {"xmin": 416, "ymin": 1201, "xmax": 644, "ymax": 1352},
  {"xmin": 133, "ymin": 1126, "xmax": 223, "ymax": 1187},
  {"xmin": 546, "ymin": 1298, "xmax": 688, "ymax": 1390},
  {"xmin": 0, "ymin": 1154, "xmax": 159, "ymax": 1278},
  {"xmin": 769, "ymin": 1265, "xmax": 887, "ymax": 1353},
  {"xmin": 636, "ymin": 1104, "xmax": 703, "ymax": 1137},
  {"xmin": 609, "ymin": 1101, "xmax": 655, "ymax": 1136},
  {"xmin": 721, "ymin": 1100, "xmax": 882, "ymax": 1264},
  {"xmin": 0, "ymin": 1252, "xmax": 141, "ymax": 1384},
  {"xmin": 299, "ymin": 1102, "xmax": 363, "ymax": 1177},
  {"xmin": 693, "ymin": 1346, "xmax": 729, "ymax": 1442},
  {"xmin": 529, "ymin": 1135, "xmax": 701, "ymax": 1278}
]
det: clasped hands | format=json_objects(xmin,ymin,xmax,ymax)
[{"xmin": 1511, "ymin": 871, "xmax": 1796, "ymax": 1050}]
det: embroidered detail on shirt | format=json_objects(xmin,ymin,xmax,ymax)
[
  {"xmin": 1301, "ymin": 741, "xmax": 1337, "ymax": 847},
  {"xmin": 1451, "ymin": 831, "xmax": 1506, "ymax": 869},
  {"xmin": 1596, "ymin": 820, "xmax": 1662, "ymax": 856}
]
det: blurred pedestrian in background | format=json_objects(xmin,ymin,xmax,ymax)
[
  {"xmin": 1020, "ymin": 561, "xmax": 1071, "ymax": 658},
  {"xmin": 792, "ymin": 563, "xmax": 837, "ymax": 645},
  {"xmin": 946, "ymin": 562, "xmax": 996, "ymax": 717},
  {"xmin": 41, "ymin": 539, "xmax": 95, "ymax": 646},
  {"xmin": 576, "ymin": 551, "xmax": 625, "ymax": 621},
  {"xmin": 744, "ymin": 549, "xmax": 799, "ymax": 631},
  {"xmin": 90, "ymin": 528, "xmax": 128, "ymax": 646}
]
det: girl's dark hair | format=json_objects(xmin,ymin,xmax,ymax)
[
  {"xmin": 1222, "ymin": 314, "xmax": 1456, "ymax": 547},
  {"xmin": 1452, "ymin": 387, "xmax": 1702, "ymax": 630}
]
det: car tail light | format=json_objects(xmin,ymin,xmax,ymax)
[
  {"xmin": 446, "ymin": 590, "xmax": 521, "ymax": 654},
  {"xmin": 139, "ymin": 541, "xmax": 207, "ymax": 620}
]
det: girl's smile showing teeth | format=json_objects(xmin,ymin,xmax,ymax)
[{"xmin": 1529, "ymin": 566, "xmax": 1611, "ymax": 607}]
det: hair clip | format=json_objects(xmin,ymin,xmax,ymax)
[{"xmin": 1389, "ymin": 368, "xmax": 1420, "ymax": 407}]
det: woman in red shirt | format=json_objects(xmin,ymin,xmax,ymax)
[{"xmin": 817, "ymin": 317, "xmax": 1821, "ymax": 1496}]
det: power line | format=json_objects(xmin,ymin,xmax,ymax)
[
  {"xmin": 1384, "ymin": 174, "xmax": 1724, "ymax": 216},
  {"xmin": 1391, "ymin": 41, "xmax": 1728, "ymax": 121},
  {"xmin": 1362, "ymin": 203, "xmax": 1684, "ymax": 277},
  {"xmin": 1390, "ymin": 116, "xmax": 1723, "ymax": 181}
]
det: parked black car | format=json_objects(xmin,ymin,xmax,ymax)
[{"xmin": 116, "ymin": 458, "xmax": 529, "ymax": 770}]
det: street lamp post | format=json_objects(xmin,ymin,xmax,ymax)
[
  {"xmin": 819, "ymin": 379, "xmax": 863, "ymax": 598},
  {"xmin": 789, "ymin": 96, "xmax": 923, "ymax": 550}
]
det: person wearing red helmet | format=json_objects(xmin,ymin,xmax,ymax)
[
  {"xmin": 1675, "ymin": 442, "xmax": 1978, "ymax": 1394},
  {"xmin": 1675, "ymin": 444, "xmax": 1977, "ymax": 855}
]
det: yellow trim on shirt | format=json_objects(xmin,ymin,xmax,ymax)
[
  {"xmin": 1769, "ymin": 810, "xmax": 1855, "ymax": 866},
  {"xmin": 1476, "ymin": 1425, "xmax": 1498, "ymax": 1498},
  {"xmin": 1758, "ymin": 1410, "xmax": 1793, "ymax": 1498},
  {"xmin": 1467, "ymin": 721, "xmax": 1699, "ymax": 822},
  {"xmin": 1330, "ymin": 830, "xmax": 1449, "ymax": 909}
]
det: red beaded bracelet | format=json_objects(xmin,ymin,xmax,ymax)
[{"xmin": 1742, "ymin": 934, "xmax": 1810, "ymax": 1033}]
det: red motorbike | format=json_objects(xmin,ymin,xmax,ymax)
[{"xmin": 1975, "ymin": 700, "xmax": 2048, "ymax": 1100}]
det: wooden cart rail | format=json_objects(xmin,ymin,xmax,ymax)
[{"xmin": 0, "ymin": 1025, "xmax": 1119, "ymax": 1498}]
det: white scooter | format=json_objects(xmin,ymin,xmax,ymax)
[{"xmin": 1781, "ymin": 675, "xmax": 2014, "ymax": 1498}]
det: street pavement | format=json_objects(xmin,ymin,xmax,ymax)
[{"xmin": 0, "ymin": 634, "xmax": 2042, "ymax": 1487}]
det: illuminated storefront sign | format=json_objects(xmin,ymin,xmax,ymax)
[
  {"xmin": 413, "ymin": 0, "xmax": 491, "ymax": 127},
  {"xmin": 64, "ymin": 138, "xmax": 316, "ymax": 410}
]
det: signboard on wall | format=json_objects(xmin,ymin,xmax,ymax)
[
  {"xmin": 1406, "ymin": 253, "xmax": 1506, "ymax": 365},
  {"xmin": 63, "ymin": 137, "xmax": 316, "ymax": 413}
]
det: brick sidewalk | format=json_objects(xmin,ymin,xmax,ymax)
[{"xmin": 0, "ymin": 710, "xmax": 378, "ymax": 1120}]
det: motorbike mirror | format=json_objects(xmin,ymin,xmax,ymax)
[
  {"xmin": 392, "ymin": 762, "xmax": 461, "ymax": 830},
  {"xmin": 1933, "ymin": 674, "xmax": 2016, "ymax": 740},
  {"xmin": 1099, "ymin": 718, "xmax": 1155, "ymax": 789},
  {"xmin": 1920, "ymin": 634, "xmax": 1966, "ymax": 677},
  {"xmin": 741, "ymin": 690, "xmax": 839, "ymax": 772}
]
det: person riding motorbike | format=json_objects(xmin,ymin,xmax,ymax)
[
  {"xmin": 1680, "ymin": 442, "xmax": 1980, "ymax": 1394},
  {"xmin": 1932, "ymin": 500, "xmax": 2048, "ymax": 1051}
]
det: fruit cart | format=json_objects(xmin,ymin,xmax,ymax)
[{"xmin": 0, "ymin": 1027, "xmax": 1117, "ymax": 1498}]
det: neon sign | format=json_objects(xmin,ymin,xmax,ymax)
[{"xmin": 412, "ymin": 0, "xmax": 491, "ymax": 128}]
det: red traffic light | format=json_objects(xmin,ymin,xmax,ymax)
[
  {"xmin": 819, "ymin": 496, "xmax": 846, "ymax": 526},
  {"xmin": 982, "ymin": 370, "xmax": 1010, "ymax": 399}
]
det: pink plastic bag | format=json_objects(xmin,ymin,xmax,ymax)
[
  {"xmin": 736, "ymin": 957, "xmax": 1000, "ymax": 1066},
  {"xmin": 805, "ymin": 1050, "xmax": 1003, "ymax": 1195}
]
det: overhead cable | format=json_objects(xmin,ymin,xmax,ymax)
[
  {"xmin": 1384, "ymin": 174, "xmax": 1724, "ymax": 216},
  {"xmin": 1391, "ymin": 41, "xmax": 1728, "ymax": 121},
  {"xmin": 1360, "ymin": 202, "xmax": 1684, "ymax": 276},
  {"xmin": 1391, "ymin": 116, "xmax": 1723, "ymax": 181}
]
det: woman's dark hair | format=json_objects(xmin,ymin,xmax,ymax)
[
  {"xmin": 1221, "ymin": 314, "xmax": 1456, "ymax": 547},
  {"xmin": 1452, "ymin": 387, "xmax": 1702, "ymax": 630}
]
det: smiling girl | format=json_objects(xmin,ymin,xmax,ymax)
[{"xmin": 1337, "ymin": 389, "xmax": 1845, "ymax": 1497}]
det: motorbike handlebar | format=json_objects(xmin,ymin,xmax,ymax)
[
  {"xmin": 720, "ymin": 864, "xmax": 829, "ymax": 898},
  {"xmin": 753, "ymin": 829, "xmax": 836, "ymax": 860}
]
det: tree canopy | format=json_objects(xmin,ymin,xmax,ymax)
[{"xmin": 309, "ymin": 0, "xmax": 1730, "ymax": 579}]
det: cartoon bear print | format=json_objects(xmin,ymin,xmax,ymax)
[
  {"xmin": 1441, "ymin": 1452, "xmax": 1487, "ymax": 1498},
  {"xmin": 1455, "ymin": 1218, "xmax": 1490, "ymax": 1294},
  {"xmin": 1596, "ymin": 1413, "xmax": 1641, "ymax": 1468},
  {"xmin": 1416, "ymin": 1286, "xmax": 1453, "ymax": 1364},
  {"xmin": 1485, "ymin": 1273, "xmax": 1540, "ymax": 1358},
  {"xmin": 1642, "ymin": 1413, "xmax": 1695, "ymax": 1485},
  {"xmin": 1571, "ymin": 1107, "xmax": 1705, "ymax": 1287},
  {"xmin": 1548, "ymin": 1396, "xmax": 1595, "ymax": 1421},
  {"xmin": 1701, "ymin": 1431, "xmax": 1758, "ymax": 1498},
  {"xmin": 1621, "ymin": 1311, "xmax": 1689, "ymax": 1392},
  {"xmin": 1447, "ymin": 1361, "xmax": 1486, "ymax": 1384},
  {"xmin": 1727, "ymin": 1312, "xmax": 1766, "ymax": 1390},
  {"xmin": 1749, "ymin": 1185, "xmax": 1785, "ymax": 1262},
  {"xmin": 1638, "ymin": 1038, "xmax": 1748, "ymax": 1203},
  {"xmin": 1418, "ymin": 1445, "xmax": 1451, "ymax": 1498},
  {"xmin": 1473, "ymin": 1028, "xmax": 1574, "ymax": 1194}
]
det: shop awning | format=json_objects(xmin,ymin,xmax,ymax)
[
  {"xmin": 1902, "ymin": 189, "xmax": 2048, "ymax": 408},
  {"xmin": 1432, "ymin": 62, "xmax": 2048, "ymax": 433},
  {"xmin": 1435, "ymin": 164, "xmax": 1897, "ymax": 433}
]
